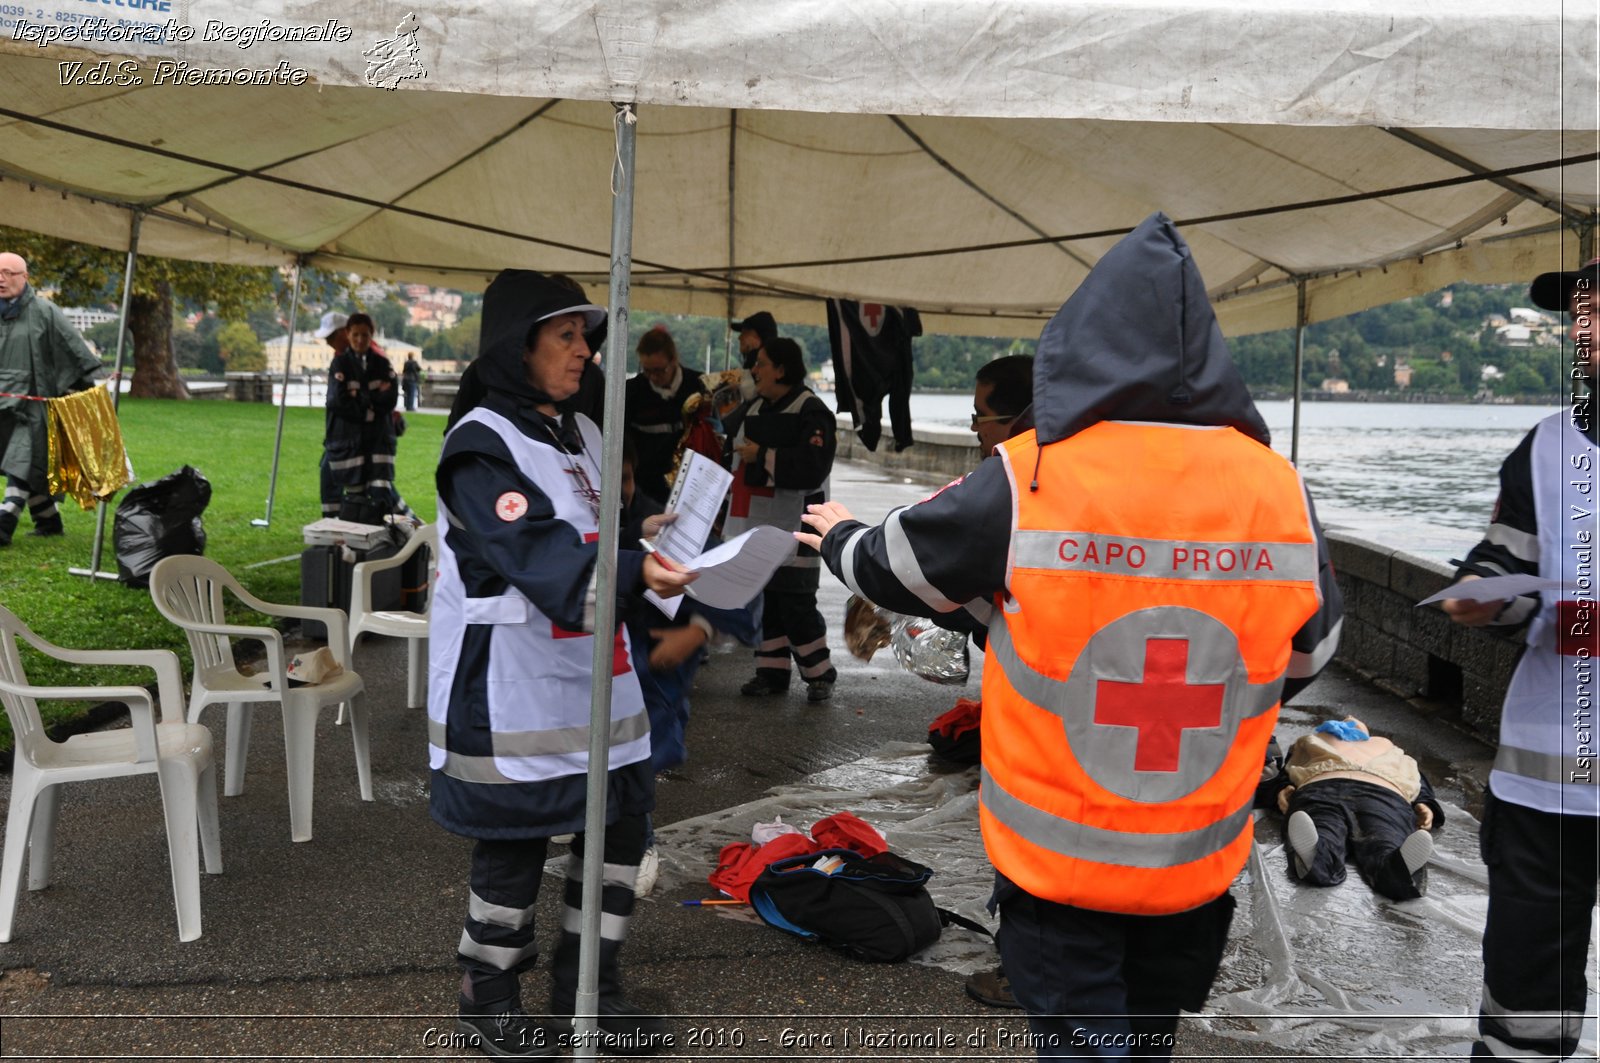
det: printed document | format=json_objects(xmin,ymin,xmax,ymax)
[
  {"xmin": 640, "ymin": 451, "xmax": 797, "ymax": 616},
  {"xmin": 651, "ymin": 451, "xmax": 732, "ymax": 565},
  {"xmin": 1415, "ymin": 574, "xmax": 1563, "ymax": 606}
]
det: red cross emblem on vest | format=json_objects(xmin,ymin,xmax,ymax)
[
  {"xmin": 858, "ymin": 303, "xmax": 886, "ymax": 336},
  {"xmin": 1093, "ymin": 638, "xmax": 1224, "ymax": 772}
]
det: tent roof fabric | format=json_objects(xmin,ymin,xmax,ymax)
[{"xmin": 0, "ymin": 1, "xmax": 1595, "ymax": 338}]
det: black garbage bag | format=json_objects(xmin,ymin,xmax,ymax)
[{"xmin": 114, "ymin": 465, "xmax": 212, "ymax": 588}]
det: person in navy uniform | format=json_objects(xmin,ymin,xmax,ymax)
[{"xmin": 430, "ymin": 270, "xmax": 694, "ymax": 1058}]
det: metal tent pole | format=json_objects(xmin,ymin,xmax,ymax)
[
  {"xmin": 574, "ymin": 100, "xmax": 639, "ymax": 1058},
  {"xmin": 1291, "ymin": 278, "xmax": 1307, "ymax": 467},
  {"xmin": 725, "ymin": 108, "xmax": 737, "ymax": 372},
  {"xmin": 253, "ymin": 258, "xmax": 305, "ymax": 527},
  {"xmin": 70, "ymin": 211, "xmax": 142, "ymax": 582}
]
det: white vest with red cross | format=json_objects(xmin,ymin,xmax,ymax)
[
  {"xmin": 427, "ymin": 408, "xmax": 649, "ymax": 785},
  {"xmin": 1492, "ymin": 412, "xmax": 1600, "ymax": 817}
]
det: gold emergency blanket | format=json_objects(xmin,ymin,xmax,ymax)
[{"xmin": 46, "ymin": 386, "xmax": 132, "ymax": 509}]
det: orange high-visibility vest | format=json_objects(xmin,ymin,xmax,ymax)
[{"xmin": 982, "ymin": 421, "xmax": 1322, "ymax": 914}]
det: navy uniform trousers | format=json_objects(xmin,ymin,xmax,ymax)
[{"xmin": 1471, "ymin": 788, "xmax": 1598, "ymax": 1060}]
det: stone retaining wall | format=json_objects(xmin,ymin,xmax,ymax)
[
  {"xmin": 1326, "ymin": 530, "xmax": 1514, "ymax": 739},
  {"xmin": 833, "ymin": 415, "xmax": 980, "ymax": 482}
]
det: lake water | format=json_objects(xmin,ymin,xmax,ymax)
[{"xmin": 898, "ymin": 392, "xmax": 1560, "ymax": 562}]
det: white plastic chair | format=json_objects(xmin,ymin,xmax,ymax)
[
  {"xmin": 349, "ymin": 524, "xmax": 436, "ymax": 710},
  {"xmin": 0, "ymin": 604, "xmax": 221, "ymax": 942},
  {"xmin": 148, "ymin": 555, "xmax": 370, "ymax": 843}
]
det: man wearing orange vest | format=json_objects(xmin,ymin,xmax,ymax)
[{"xmin": 800, "ymin": 214, "xmax": 1342, "ymax": 1059}]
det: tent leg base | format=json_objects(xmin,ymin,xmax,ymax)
[{"xmin": 67, "ymin": 568, "xmax": 120, "ymax": 582}]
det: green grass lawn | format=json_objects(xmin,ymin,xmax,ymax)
[{"xmin": 1, "ymin": 399, "xmax": 443, "ymax": 749}]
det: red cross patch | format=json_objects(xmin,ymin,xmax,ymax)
[
  {"xmin": 1060, "ymin": 606, "xmax": 1246, "ymax": 802},
  {"xmin": 809, "ymin": 429, "xmax": 826, "ymax": 446},
  {"xmin": 1094, "ymin": 639, "xmax": 1224, "ymax": 772},
  {"xmin": 494, "ymin": 492, "xmax": 529, "ymax": 522},
  {"xmin": 858, "ymin": 303, "xmax": 886, "ymax": 337}
]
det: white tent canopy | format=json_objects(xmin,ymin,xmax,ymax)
[{"xmin": 0, "ymin": 0, "xmax": 1595, "ymax": 338}]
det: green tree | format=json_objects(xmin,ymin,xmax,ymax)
[
  {"xmin": 170, "ymin": 324, "xmax": 206, "ymax": 370},
  {"xmin": 1408, "ymin": 360, "xmax": 1457, "ymax": 393},
  {"xmin": 0, "ymin": 226, "xmax": 278, "ymax": 398},
  {"xmin": 84, "ymin": 319, "xmax": 127, "ymax": 358},
  {"xmin": 216, "ymin": 321, "xmax": 265, "ymax": 372},
  {"xmin": 193, "ymin": 315, "xmax": 224, "ymax": 374},
  {"xmin": 1497, "ymin": 363, "xmax": 1544, "ymax": 395},
  {"xmin": 369, "ymin": 297, "xmax": 411, "ymax": 340}
]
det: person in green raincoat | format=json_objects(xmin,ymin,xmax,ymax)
[{"xmin": 0, "ymin": 252, "xmax": 101, "ymax": 546}]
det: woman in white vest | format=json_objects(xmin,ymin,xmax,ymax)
[
  {"xmin": 1443, "ymin": 257, "xmax": 1599, "ymax": 1062},
  {"xmin": 429, "ymin": 270, "xmax": 694, "ymax": 1059},
  {"xmin": 722, "ymin": 336, "xmax": 839, "ymax": 702}
]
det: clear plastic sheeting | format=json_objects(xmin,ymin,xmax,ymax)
[{"xmin": 643, "ymin": 739, "xmax": 1599, "ymax": 1056}]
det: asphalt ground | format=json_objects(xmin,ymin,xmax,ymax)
[{"xmin": 0, "ymin": 459, "xmax": 1505, "ymax": 1061}]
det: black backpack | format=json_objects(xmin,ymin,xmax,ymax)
[{"xmin": 749, "ymin": 849, "xmax": 988, "ymax": 963}]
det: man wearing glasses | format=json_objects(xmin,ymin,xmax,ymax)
[
  {"xmin": 0, "ymin": 252, "xmax": 101, "ymax": 546},
  {"xmin": 971, "ymin": 355, "xmax": 1035, "ymax": 458}
]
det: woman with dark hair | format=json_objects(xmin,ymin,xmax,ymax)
[
  {"xmin": 430, "ymin": 270, "xmax": 693, "ymax": 1057},
  {"xmin": 723, "ymin": 336, "xmax": 839, "ymax": 702},
  {"xmin": 324, "ymin": 312, "xmax": 413, "ymax": 517}
]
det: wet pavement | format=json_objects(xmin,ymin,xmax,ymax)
[{"xmin": 0, "ymin": 459, "xmax": 1584, "ymax": 1061}]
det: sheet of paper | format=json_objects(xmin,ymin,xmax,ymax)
[
  {"xmin": 1415, "ymin": 573, "xmax": 1563, "ymax": 606},
  {"xmin": 684, "ymin": 525, "xmax": 799, "ymax": 609},
  {"xmin": 644, "ymin": 587, "xmax": 681, "ymax": 619},
  {"xmin": 650, "ymin": 450, "xmax": 733, "ymax": 564},
  {"xmin": 641, "ymin": 538, "xmax": 686, "ymax": 620}
]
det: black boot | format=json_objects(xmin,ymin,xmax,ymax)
[
  {"xmin": 740, "ymin": 672, "xmax": 790, "ymax": 697},
  {"xmin": 458, "ymin": 974, "xmax": 557, "ymax": 1058},
  {"xmin": 0, "ymin": 509, "xmax": 16, "ymax": 547},
  {"xmin": 550, "ymin": 930, "xmax": 673, "ymax": 1056},
  {"xmin": 27, "ymin": 513, "xmax": 63, "ymax": 537}
]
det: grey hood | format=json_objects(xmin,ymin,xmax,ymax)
[{"xmin": 1031, "ymin": 213, "xmax": 1268, "ymax": 448}]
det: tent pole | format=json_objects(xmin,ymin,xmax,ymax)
[
  {"xmin": 1291, "ymin": 278, "xmax": 1307, "ymax": 467},
  {"xmin": 575, "ymin": 100, "xmax": 639, "ymax": 1056},
  {"xmin": 725, "ymin": 108, "xmax": 737, "ymax": 372},
  {"xmin": 253, "ymin": 258, "xmax": 305, "ymax": 528},
  {"xmin": 71, "ymin": 210, "xmax": 141, "ymax": 582}
]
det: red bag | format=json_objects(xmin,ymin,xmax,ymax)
[
  {"xmin": 706, "ymin": 812, "xmax": 890, "ymax": 901},
  {"xmin": 927, "ymin": 698, "xmax": 982, "ymax": 765},
  {"xmin": 810, "ymin": 811, "xmax": 888, "ymax": 856},
  {"xmin": 708, "ymin": 832, "xmax": 819, "ymax": 902}
]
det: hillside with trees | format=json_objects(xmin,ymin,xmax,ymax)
[
  {"xmin": 627, "ymin": 283, "xmax": 1568, "ymax": 400},
  {"xmin": 9, "ymin": 223, "xmax": 1570, "ymax": 404}
]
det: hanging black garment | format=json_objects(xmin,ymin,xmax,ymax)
[{"xmin": 825, "ymin": 299, "xmax": 921, "ymax": 453}]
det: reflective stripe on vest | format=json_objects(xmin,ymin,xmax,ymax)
[
  {"xmin": 1014, "ymin": 529, "xmax": 1319, "ymax": 583},
  {"xmin": 981, "ymin": 764, "xmax": 1254, "ymax": 868},
  {"xmin": 428, "ymin": 713, "xmax": 652, "ymax": 785},
  {"xmin": 1493, "ymin": 744, "xmax": 1600, "ymax": 787}
]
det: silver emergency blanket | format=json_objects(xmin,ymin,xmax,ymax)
[{"xmin": 845, "ymin": 595, "xmax": 970, "ymax": 685}]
